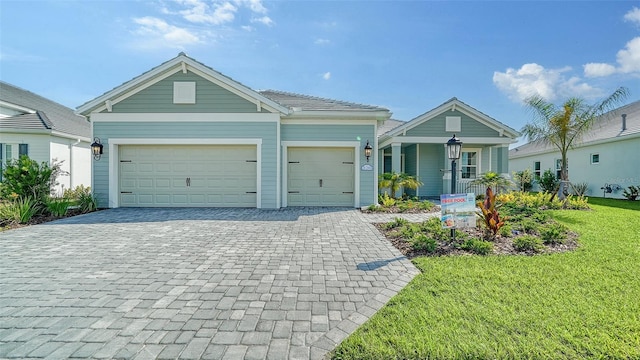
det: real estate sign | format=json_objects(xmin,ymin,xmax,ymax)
[{"xmin": 440, "ymin": 193, "xmax": 476, "ymax": 229}]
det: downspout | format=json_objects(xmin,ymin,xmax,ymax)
[{"xmin": 69, "ymin": 139, "xmax": 81, "ymax": 189}]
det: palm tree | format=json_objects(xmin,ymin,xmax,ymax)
[
  {"xmin": 378, "ymin": 172, "xmax": 423, "ymax": 199},
  {"xmin": 468, "ymin": 171, "xmax": 514, "ymax": 194},
  {"xmin": 522, "ymin": 87, "xmax": 629, "ymax": 200}
]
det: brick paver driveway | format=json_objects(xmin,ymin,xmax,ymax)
[{"xmin": 0, "ymin": 208, "xmax": 422, "ymax": 359}]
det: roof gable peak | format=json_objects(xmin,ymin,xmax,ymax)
[{"xmin": 77, "ymin": 53, "xmax": 289, "ymax": 115}]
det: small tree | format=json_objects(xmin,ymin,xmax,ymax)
[
  {"xmin": 378, "ymin": 172, "xmax": 423, "ymax": 199},
  {"xmin": 0, "ymin": 155, "xmax": 66, "ymax": 208},
  {"xmin": 522, "ymin": 87, "xmax": 629, "ymax": 200},
  {"xmin": 512, "ymin": 169, "xmax": 533, "ymax": 192},
  {"xmin": 468, "ymin": 171, "xmax": 514, "ymax": 194}
]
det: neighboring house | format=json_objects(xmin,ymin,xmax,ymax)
[
  {"xmin": 0, "ymin": 81, "xmax": 91, "ymax": 194},
  {"xmin": 509, "ymin": 100, "xmax": 640, "ymax": 199},
  {"xmin": 77, "ymin": 53, "xmax": 390, "ymax": 208},
  {"xmin": 377, "ymin": 98, "xmax": 520, "ymax": 197}
]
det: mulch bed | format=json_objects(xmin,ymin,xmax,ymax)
[
  {"xmin": 374, "ymin": 223, "xmax": 580, "ymax": 259},
  {"xmin": 1, "ymin": 208, "xmax": 95, "ymax": 232}
]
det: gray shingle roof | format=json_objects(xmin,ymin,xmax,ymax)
[
  {"xmin": 0, "ymin": 81, "xmax": 90, "ymax": 138},
  {"xmin": 377, "ymin": 119, "xmax": 405, "ymax": 136},
  {"xmin": 510, "ymin": 99, "xmax": 640, "ymax": 157},
  {"xmin": 259, "ymin": 90, "xmax": 389, "ymax": 112}
]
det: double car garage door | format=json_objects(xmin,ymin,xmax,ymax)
[
  {"xmin": 118, "ymin": 145, "xmax": 355, "ymax": 207},
  {"xmin": 119, "ymin": 145, "xmax": 257, "ymax": 207}
]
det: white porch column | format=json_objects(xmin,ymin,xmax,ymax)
[{"xmin": 391, "ymin": 143, "xmax": 402, "ymax": 173}]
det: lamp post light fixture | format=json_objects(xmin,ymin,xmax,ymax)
[
  {"xmin": 446, "ymin": 134, "xmax": 462, "ymax": 193},
  {"xmin": 364, "ymin": 140, "xmax": 373, "ymax": 162},
  {"xmin": 90, "ymin": 137, "xmax": 104, "ymax": 160},
  {"xmin": 446, "ymin": 134, "xmax": 462, "ymax": 241}
]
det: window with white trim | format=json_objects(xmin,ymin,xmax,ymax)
[
  {"xmin": 555, "ymin": 158, "xmax": 567, "ymax": 179},
  {"xmin": 533, "ymin": 161, "xmax": 541, "ymax": 179},
  {"xmin": 591, "ymin": 153, "xmax": 600, "ymax": 164},
  {"xmin": 0, "ymin": 143, "xmax": 28, "ymax": 181},
  {"xmin": 461, "ymin": 151, "xmax": 478, "ymax": 179}
]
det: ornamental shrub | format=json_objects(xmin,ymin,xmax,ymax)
[
  {"xmin": 46, "ymin": 198, "xmax": 71, "ymax": 217},
  {"xmin": 540, "ymin": 223, "xmax": 569, "ymax": 245},
  {"xmin": 512, "ymin": 169, "xmax": 534, "ymax": 192},
  {"xmin": 460, "ymin": 238, "xmax": 493, "ymax": 255},
  {"xmin": 513, "ymin": 235, "xmax": 544, "ymax": 253},
  {"xmin": 0, "ymin": 156, "xmax": 66, "ymax": 209},
  {"xmin": 538, "ymin": 169, "xmax": 559, "ymax": 193},
  {"xmin": 411, "ymin": 233, "xmax": 437, "ymax": 253}
]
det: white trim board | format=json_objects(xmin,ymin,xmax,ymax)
[
  {"xmin": 106, "ymin": 138, "xmax": 263, "ymax": 209},
  {"xmin": 379, "ymin": 136, "xmax": 515, "ymax": 148},
  {"xmin": 281, "ymin": 141, "xmax": 361, "ymax": 208},
  {"xmin": 90, "ymin": 112, "xmax": 280, "ymax": 123}
]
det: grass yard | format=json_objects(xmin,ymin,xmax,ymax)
[{"xmin": 332, "ymin": 198, "xmax": 640, "ymax": 359}]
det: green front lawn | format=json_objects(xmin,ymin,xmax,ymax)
[{"xmin": 332, "ymin": 197, "xmax": 640, "ymax": 359}]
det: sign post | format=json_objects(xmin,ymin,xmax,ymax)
[{"xmin": 440, "ymin": 193, "xmax": 476, "ymax": 241}]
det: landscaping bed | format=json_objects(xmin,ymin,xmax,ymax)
[{"xmin": 331, "ymin": 197, "xmax": 640, "ymax": 359}]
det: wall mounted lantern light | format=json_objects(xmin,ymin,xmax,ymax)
[
  {"xmin": 364, "ymin": 140, "xmax": 373, "ymax": 162},
  {"xmin": 91, "ymin": 137, "xmax": 104, "ymax": 160}
]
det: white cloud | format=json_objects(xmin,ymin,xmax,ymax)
[
  {"xmin": 234, "ymin": 0, "xmax": 267, "ymax": 14},
  {"xmin": 616, "ymin": 36, "xmax": 640, "ymax": 74},
  {"xmin": 624, "ymin": 6, "xmax": 640, "ymax": 25},
  {"xmin": 241, "ymin": 25, "xmax": 254, "ymax": 32},
  {"xmin": 251, "ymin": 16, "xmax": 273, "ymax": 26},
  {"xmin": 493, "ymin": 63, "xmax": 600, "ymax": 102},
  {"xmin": 132, "ymin": 16, "xmax": 200, "ymax": 48},
  {"xmin": 177, "ymin": 0, "xmax": 237, "ymax": 25},
  {"xmin": 315, "ymin": 38, "xmax": 330, "ymax": 45},
  {"xmin": 582, "ymin": 36, "xmax": 640, "ymax": 77},
  {"xmin": 583, "ymin": 63, "xmax": 617, "ymax": 77},
  {"xmin": 323, "ymin": 72, "xmax": 331, "ymax": 80}
]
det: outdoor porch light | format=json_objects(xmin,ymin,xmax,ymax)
[
  {"xmin": 446, "ymin": 134, "xmax": 463, "ymax": 241},
  {"xmin": 91, "ymin": 137, "xmax": 104, "ymax": 160},
  {"xmin": 446, "ymin": 134, "xmax": 462, "ymax": 160},
  {"xmin": 446, "ymin": 134, "xmax": 463, "ymax": 193},
  {"xmin": 364, "ymin": 140, "xmax": 373, "ymax": 162}
]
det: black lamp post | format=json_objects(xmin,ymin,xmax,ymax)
[
  {"xmin": 91, "ymin": 137, "xmax": 104, "ymax": 160},
  {"xmin": 364, "ymin": 140, "xmax": 372, "ymax": 162},
  {"xmin": 446, "ymin": 134, "xmax": 462, "ymax": 241},
  {"xmin": 446, "ymin": 134, "xmax": 462, "ymax": 194}
]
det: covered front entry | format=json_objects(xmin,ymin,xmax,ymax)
[
  {"xmin": 287, "ymin": 147, "xmax": 355, "ymax": 206},
  {"xmin": 119, "ymin": 145, "xmax": 257, "ymax": 207}
]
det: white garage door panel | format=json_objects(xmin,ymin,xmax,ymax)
[
  {"xmin": 287, "ymin": 147, "xmax": 355, "ymax": 207},
  {"xmin": 120, "ymin": 145, "xmax": 257, "ymax": 207}
]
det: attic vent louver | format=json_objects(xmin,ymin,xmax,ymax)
[{"xmin": 622, "ymin": 113, "xmax": 627, "ymax": 131}]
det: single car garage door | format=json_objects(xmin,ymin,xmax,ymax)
[
  {"xmin": 287, "ymin": 147, "xmax": 355, "ymax": 206},
  {"xmin": 119, "ymin": 145, "xmax": 257, "ymax": 207}
]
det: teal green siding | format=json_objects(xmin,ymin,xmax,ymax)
[
  {"xmin": 93, "ymin": 121, "xmax": 278, "ymax": 208},
  {"xmin": 405, "ymin": 110, "xmax": 499, "ymax": 138},
  {"xmin": 281, "ymin": 124, "xmax": 377, "ymax": 206},
  {"xmin": 417, "ymin": 144, "xmax": 445, "ymax": 197},
  {"xmin": 108, "ymin": 72, "xmax": 265, "ymax": 113}
]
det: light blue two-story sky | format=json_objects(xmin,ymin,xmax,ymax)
[{"xmin": 1, "ymin": 0, "xmax": 639, "ymax": 147}]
